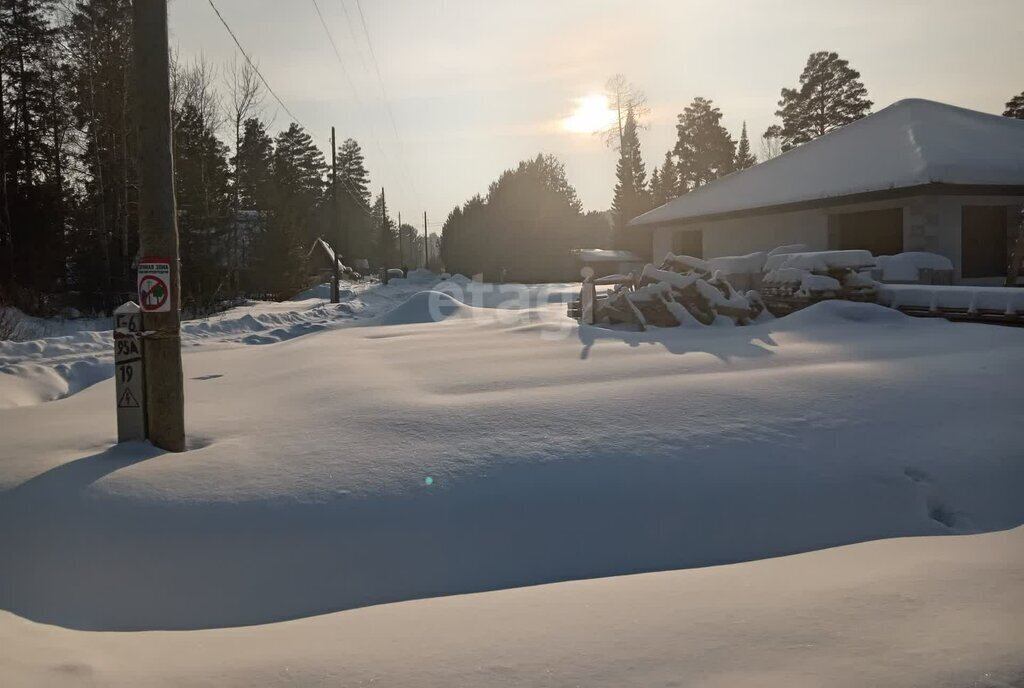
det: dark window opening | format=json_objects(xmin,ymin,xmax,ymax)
[
  {"xmin": 672, "ymin": 229, "xmax": 703, "ymax": 258},
  {"xmin": 833, "ymin": 208, "xmax": 904, "ymax": 256},
  {"xmin": 961, "ymin": 206, "xmax": 1008, "ymax": 278}
]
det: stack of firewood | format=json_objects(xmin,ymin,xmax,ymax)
[
  {"xmin": 759, "ymin": 251, "xmax": 878, "ymax": 315},
  {"xmin": 591, "ymin": 254, "xmax": 766, "ymax": 329}
]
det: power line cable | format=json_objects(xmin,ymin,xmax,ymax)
[
  {"xmin": 208, "ymin": 0, "xmax": 372, "ymax": 211},
  {"xmin": 347, "ymin": 0, "xmax": 421, "ymax": 207},
  {"xmin": 207, "ymin": 0, "xmax": 306, "ymax": 129}
]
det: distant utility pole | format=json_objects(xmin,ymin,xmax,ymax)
[
  {"xmin": 330, "ymin": 126, "xmax": 339, "ymax": 303},
  {"xmin": 423, "ymin": 211, "xmax": 429, "ymax": 270},
  {"xmin": 380, "ymin": 186, "xmax": 387, "ymax": 268},
  {"xmin": 132, "ymin": 0, "xmax": 185, "ymax": 452},
  {"xmin": 398, "ymin": 211, "xmax": 403, "ymax": 266}
]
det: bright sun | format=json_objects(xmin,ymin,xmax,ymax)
[{"xmin": 562, "ymin": 94, "xmax": 617, "ymax": 134}]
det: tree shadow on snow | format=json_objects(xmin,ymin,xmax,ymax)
[{"xmin": 577, "ymin": 321, "xmax": 778, "ymax": 362}]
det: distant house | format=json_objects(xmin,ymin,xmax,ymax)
[
  {"xmin": 306, "ymin": 238, "xmax": 357, "ymax": 285},
  {"xmin": 572, "ymin": 249, "xmax": 644, "ymax": 279},
  {"xmin": 629, "ymin": 99, "xmax": 1024, "ymax": 285}
]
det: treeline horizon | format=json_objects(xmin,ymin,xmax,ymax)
[
  {"xmin": 441, "ymin": 54, "xmax": 1022, "ymax": 278},
  {"xmin": 4, "ymin": 1, "xmax": 1024, "ymax": 315},
  {"xmin": 1, "ymin": 0, "xmax": 429, "ymax": 317}
]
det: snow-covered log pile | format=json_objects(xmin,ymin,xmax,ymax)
[
  {"xmin": 760, "ymin": 250, "xmax": 879, "ymax": 315},
  {"xmin": 591, "ymin": 254, "xmax": 766, "ymax": 329}
]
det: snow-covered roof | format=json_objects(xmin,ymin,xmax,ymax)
[
  {"xmin": 308, "ymin": 237, "xmax": 337, "ymax": 263},
  {"xmin": 573, "ymin": 249, "xmax": 642, "ymax": 262},
  {"xmin": 631, "ymin": 99, "xmax": 1024, "ymax": 227}
]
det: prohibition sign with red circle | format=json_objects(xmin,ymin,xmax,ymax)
[{"xmin": 139, "ymin": 275, "xmax": 169, "ymax": 311}]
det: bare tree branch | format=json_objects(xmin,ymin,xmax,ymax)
[{"xmin": 602, "ymin": 74, "xmax": 649, "ymax": 151}]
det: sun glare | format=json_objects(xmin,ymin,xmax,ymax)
[{"xmin": 562, "ymin": 94, "xmax": 617, "ymax": 134}]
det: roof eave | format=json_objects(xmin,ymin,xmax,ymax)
[{"xmin": 630, "ymin": 182, "xmax": 1024, "ymax": 229}]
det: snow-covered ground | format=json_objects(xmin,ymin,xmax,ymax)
[
  {"xmin": 3, "ymin": 526, "xmax": 1022, "ymax": 688},
  {"xmin": 1, "ymin": 276, "xmax": 1023, "ymax": 684}
]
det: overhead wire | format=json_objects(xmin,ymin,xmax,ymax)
[{"xmin": 208, "ymin": 0, "xmax": 371, "ymax": 210}]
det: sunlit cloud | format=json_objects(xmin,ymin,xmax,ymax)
[{"xmin": 561, "ymin": 94, "xmax": 617, "ymax": 134}]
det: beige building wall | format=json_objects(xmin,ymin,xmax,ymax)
[{"xmin": 647, "ymin": 194, "xmax": 1023, "ymax": 284}]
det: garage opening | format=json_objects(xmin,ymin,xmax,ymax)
[
  {"xmin": 832, "ymin": 208, "xmax": 904, "ymax": 255},
  {"xmin": 961, "ymin": 206, "xmax": 1008, "ymax": 278},
  {"xmin": 672, "ymin": 229, "xmax": 703, "ymax": 258}
]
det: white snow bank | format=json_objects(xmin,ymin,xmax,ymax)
[
  {"xmin": 876, "ymin": 252, "xmax": 955, "ymax": 282},
  {"xmin": 374, "ymin": 291, "xmax": 469, "ymax": 325},
  {"xmin": 773, "ymin": 299, "xmax": 910, "ymax": 327},
  {"xmin": 879, "ymin": 284, "xmax": 1024, "ymax": 314},
  {"xmin": 2, "ymin": 526, "xmax": 1022, "ymax": 688},
  {"xmin": 2, "ymin": 293, "xmax": 1023, "ymax": 631},
  {"xmin": 765, "ymin": 249, "xmax": 875, "ymax": 272}
]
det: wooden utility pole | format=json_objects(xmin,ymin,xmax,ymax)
[
  {"xmin": 132, "ymin": 0, "xmax": 185, "ymax": 452},
  {"xmin": 423, "ymin": 211, "xmax": 429, "ymax": 270},
  {"xmin": 330, "ymin": 126, "xmax": 339, "ymax": 303},
  {"xmin": 398, "ymin": 211, "xmax": 403, "ymax": 266}
]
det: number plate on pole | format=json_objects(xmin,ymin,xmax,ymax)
[{"xmin": 114, "ymin": 302, "xmax": 146, "ymax": 442}]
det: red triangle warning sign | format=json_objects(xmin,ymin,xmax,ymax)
[{"xmin": 118, "ymin": 387, "xmax": 141, "ymax": 409}]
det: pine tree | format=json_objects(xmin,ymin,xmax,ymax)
[
  {"xmin": 1005, "ymin": 92, "xmax": 1024, "ymax": 119},
  {"xmin": 371, "ymin": 190, "xmax": 398, "ymax": 268},
  {"xmin": 65, "ymin": 0, "xmax": 137, "ymax": 300},
  {"xmin": 649, "ymin": 167, "xmax": 661, "ymax": 205},
  {"xmin": 760, "ymin": 124, "xmax": 783, "ymax": 160},
  {"xmin": 610, "ymin": 104, "xmax": 650, "ymax": 246},
  {"xmin": 775, "ymin": 51, "xmax": 872, "ymax": 150},
  {"xmin": 0, "ymin": 0, "xmax": 70, "ymax": 302},
  {"xmin": 674, "ymin": 97, "xmax": 736, "ymax": 189},
  {"xmin": 173, "ymin": 99, "xmax": 232, "ymax": 310},
  {"xmin": 333, "ymin": 138, "xmax": 373, "ymax": 261},
  {"xmin": 659, "ymin": 151, "xmax": 679, "ymax": 199},
  {"xmin": 257, "ymin": 123, "xmax": 326, "ymax": 296},
  {"xmin": 735, "ymin": 121, "xmax": 756, "ymax": 170},
  {"xmin": 648, "ymin": 151, "xmax": 679, "ymax": 206},
  {"xmin": 234, "ymin": 118, "xmax": 273, "ymax": 209},
  {"xmin": 441, "ymin": 155, "xmax": 596, "ymax": 280}
]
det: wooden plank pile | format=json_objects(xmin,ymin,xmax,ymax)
[
  {"xmin": 589, "ymin": 254, "xmax": 766, "ymax": 330},
  {"xmin": 759, "ymin": 250, "xmax": 878, "ymax": 316}
]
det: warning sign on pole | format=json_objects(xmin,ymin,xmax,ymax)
[{"xmin": 138, "ymin": 257, "xmax": 172, "ymax": 313}]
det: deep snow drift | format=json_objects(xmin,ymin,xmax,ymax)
[
  {"xmin": 0, "ymin": 273, "xmax": 491, "ymax": 409},
  {"xmin": 2, "ymin": 281, "xmax": 1023, "ymax": 636},
  {"xmin": 3, "ymin": 526, "xmax": 1022, "ymax": 688}
]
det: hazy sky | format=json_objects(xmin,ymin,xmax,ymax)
[{"xmin": 170, "ymin": 0, "xmax": 1024, "ymax": 231}]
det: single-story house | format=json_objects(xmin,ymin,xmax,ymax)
[
  {"xmin": 629, "ymin": 99, "xmax": 1024, "ymax": 285},
  {"xmin": 572, "ymin": 249, "xmax": 645, "ymax": 278}
]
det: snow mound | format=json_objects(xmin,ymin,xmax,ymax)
[
  {"xmin": 374, "ymin": 291, "xmax": 470, "ymax": 325},
  {"xmin": 877, "ymin": 252, "xmax": 955, "ymax": 282},
  {"xmin": 707, "ymin": 251, "xmax": 767, "ymax": 275},
  {"xmin": 768, "ymin": 243, "xmax": 811, "ymax": 256},
  {"xmin": 774, "ymin": 299, "xmax": 911, "ymax": 327}
]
